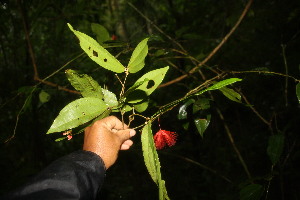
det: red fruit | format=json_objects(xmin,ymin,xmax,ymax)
[
  {"xmin": 67, "ymin": 135, "xmax": 73, "ymax": 140},
  {"xmin": 154, "ymin": 129, "xmax": 177, "ymax": 150},
  {"xmin": 111, "ymin": 34, "xmax": 117, "ymax": 40}
]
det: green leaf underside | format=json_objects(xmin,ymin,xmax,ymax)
[
  {"xmin": 128, "ymin": 38, "xmax": 149, "ymax": 73},
  {"xmin": 219, "ymin": 87, "xmax": 242, "ymax": 103},
  {"xmin": 67, "ymin": 23, "xmax": 124, "ymax": 73},
  {"xmin": 196, "ymin": 78, "xmax": 242, "ymax": 95},
  {"xmin": 240, "ymin": 184, "xmax": 264, "ymax": 200},
  {"xmin": 134, "ymin": 66, "xmax": 169, "ymax": 96},
  {"xmin": 267, "ymin": 134, "xmax": 285, "ymax": 165},
  {"xmin": 47, "ymin": 97, "xmax": 108, "ymax": 134},
  {"xmin": 91, "ymin": 23, "xmax": 110, "ymax": 44},
  {"xmin": 194, "ymin": 115, "xmax": 211, "ymax": 138},
  {"xmin": 141, "ymin": 122, "xmax": 170, "ymax": 200},
  {"xmin": 65, "ymin": 69, "xmax": 103, "ymax": 99}
]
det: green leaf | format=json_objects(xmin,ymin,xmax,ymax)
[
  {"xmin": 134, "ymin": 99, "xmax": 149, "ymax": 113},
  {"xmin": 124, "ymin": 78, "xmax": 149, "ymax": 97},
  {"xmin": 55, "ymin": 137, "xmax": 67, "ymax": 142},
  {"xmin": 126, "ymin": 90, "xmax": 148, "ymax": 104},
  {"xmin": 65, "ymin": 69, "xmax": 103, "ymax": 99},
  {"xmin": 196, "ymin": 78, "xmax": 242, "ymax": 95},
  {"xmin": 178, "ymin": 99, "xmax": 195, "ymax": 120},
  {"xmin": 47, "ymin": 97, "xmax": 108, "ymax": 134},
  {"xmin": 141, "ymin": 122, "xmax": 170, "ymax": 200},
  {"xmin": 193, "ymin": 98, "xmax": 210, "ymax": 114},
  {"xmin": 119, "ymin": 105, "xmax": 132, "ymax": 113},
  {"xmin": 194, "ymin": 115, "xmax": 211, "ymax": 138},
  {"xmin": 39, "ymin": 90, "xmax": 51, "ymax": 103},
  {"xmin": 240, "ymin": 184, "xmax": 264, "ymax": 200},
  {"xmin": 133, "ymin": 66, "xmax": 169, "ymax": 96},
  {"xmin": 296, "ymin": 82, "xmax": 300, "ymax": 104},
  {"xmin": 102, "ymin": 89, "xmax": 118, "ymax": 107},
  {"xmin": 91, "ymin": 23, "xmax": 110, "ymax": 44},
  {"xmin": 128, "ymin": 38, "xmax": 149, "ymax": 73},
  {"xmin": 67, "ymin": 23, "xmax": 125, "ymax": 73},
  {"xmin": 219, "ymin": 86, "xmax": 242, "ymax": 103},
  {"xmin": 267, "ymin": 134, "xmax": 285, "ymax": 165}
]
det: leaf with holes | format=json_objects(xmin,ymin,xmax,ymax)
[
  {"xmin": 124, "ymin": 78, "xmax": 149, "ymax": 97},
  {"xmin": 133, "ymin": 66, "xmax": 169, "ymax": 96},
  {"xmin": 141, "ymin": 122, "xmax": 170, "ymax": 200},
  {"xmin": 47, "ymin": 97, "xmax": 108, "ymax": 134},
  {"xmin": 68, "ymin": 23, "xmax": 125, "ymax": 73},
  {"xmin": 65, "ymin": 69, "xmax": 103, "ymax": 99},
  {"xmin": 128, "ymin": 38, "xmax": 149, "ymax": 73}
]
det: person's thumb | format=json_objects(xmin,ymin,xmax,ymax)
[{"xmin": 116, "ymin": 129, "xmax": 136, "ymax": 142}]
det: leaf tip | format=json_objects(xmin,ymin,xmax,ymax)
[{"xmin": 67, "ymin": 23, "xmax": 74, "ymax": 31}]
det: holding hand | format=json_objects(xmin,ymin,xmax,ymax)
[{"xmin": 83, "ymin": 116, "xmax": 136, "ymax": 169}]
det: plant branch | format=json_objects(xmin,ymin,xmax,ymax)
[
  {"xmin": 215, "ymin": 106, "xmax": 253, "ymax": 181},
  {"xmin": 5, "ymin": 87, "xmax": 37, "ymax": 143},
  {"xmin": 159, "ymin": 0, "xmax": 253, "ymax": 88},
  {"xmin": 17, "ymin": 0, "xmax": 79, "ymax": 94},
  {"xmin": 281, "ymin": 44, "xmax": 289, "ymax": 107},
  {"xmin": 128, "ymin": 2, "xmax": 187, "ymax": 53},
  {"xmin": 240, "ymin": 92, "xmax": 272, "ymax": 127},
  {"xmin": 231, "ymin": 70, "xmax": 300, "ymax": 82},
  {"xmin": 162, "ymin": 152, "xmax": 232, "ymax": 183}
]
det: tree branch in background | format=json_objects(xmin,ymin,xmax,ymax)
[
  {"xmin": 17, "ymin": 0, "xmax": 79, "ymax": 94},
  {"xmin": 159, "ymin": 0, "xmax": 254, "ymax": 87}
]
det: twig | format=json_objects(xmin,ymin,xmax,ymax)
[
  {"xmin": 240, "ymin": 92, "xmax": 271, "ymax": 127},
  {"xmin": 159, "ymin": 0, "xmax": 254, "ymax": 88},
  {"xmin": 17, "ymin": 0, "xmax": 79, "ymax": 94},
  {"xmin": 4, "ymin": 87, "xmax": 37, "ymax": 143},
  {"xmin": 128, "ymin": 2, "xmax": 187, "ymax": 53},
  {"xmin": 162, "ymin": 152, "xmax": 232, "ymax": 183},
  {"xmin": 215, "ymin": 107, "xmax": 253, "ymax": 181},
  {"xmin": 231, "ymin": 70, "xmax": 300, "ymax": 82},
  {"xmin": 281, "ymin": 44, "xmax": 289, "ymax": 107}
]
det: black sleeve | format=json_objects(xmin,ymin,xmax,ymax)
[{"xmin": 2, "ymin": 150, "xmax": 106, "ymax": 200}]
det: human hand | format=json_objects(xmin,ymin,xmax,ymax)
[{"xmin": 83, "ymin": 116, "xmax": 136, "ymax": 169}]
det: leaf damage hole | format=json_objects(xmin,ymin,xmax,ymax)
[
  {"xmin": 146, "ymin": 80, "xmax": 155, "ymax": 89},
  {"xmin": 88, "ymin": 46, "xmax": 91, "ymax": 50},
  {"xmin": 104, "ymin": 58, "xmax": 107, "ymax": 62},
  {"xmin": 93, "ymin": 50, "xmax": 98, "ymax": 57}
]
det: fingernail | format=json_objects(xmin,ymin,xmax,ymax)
[{"xmin": 129, "ymin": 129, "xmax": 136, "ymax": 137}]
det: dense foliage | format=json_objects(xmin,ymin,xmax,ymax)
[{"xmin": 1, "ymin": 0, "xmax": 300, "ymax": 199}]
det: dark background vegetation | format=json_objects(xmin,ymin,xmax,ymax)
[{"xmin": 1, "ymin": 0, "xmax": 300, "ymax": 199}]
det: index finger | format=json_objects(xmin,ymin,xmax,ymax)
[{"xmin": 102, "ymin": 116, "xmax": 129, "ymax": 130}]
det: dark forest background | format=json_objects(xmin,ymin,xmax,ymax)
[{"xmin": 1, "ymin": 0, "xmax": 300, "ymax": 199}]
